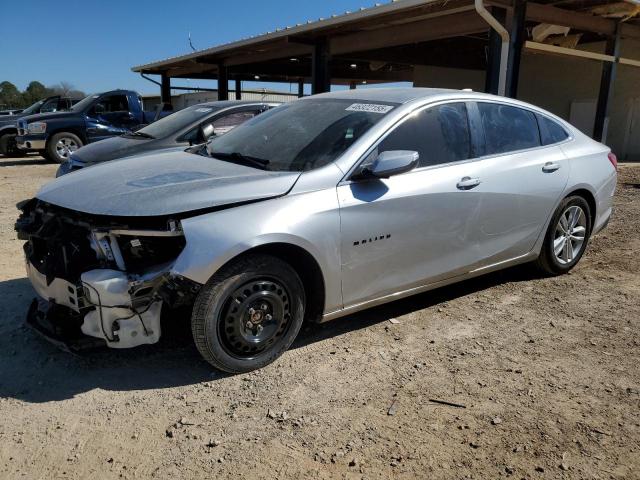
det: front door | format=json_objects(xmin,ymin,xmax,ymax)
[
  {"xmin": 86, "ymin": 94, "xmax": 135, "ymax": 142},
  {"xmin": 338, "ymin": 101, "xmax": 485, "ymax": 308}
]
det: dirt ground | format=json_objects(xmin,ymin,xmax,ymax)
[{"xmin": 0, "ymin": 155, "xmax": 638, "ymax": 480}]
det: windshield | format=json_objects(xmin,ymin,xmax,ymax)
[
  {"xmin": 20, "ymin": 99, "xmax": 45, "ymax": 115},
  {"xmin": 205, "ymin": 98, "xmax": 398, "ymax": 172},
  {"xmin": 136, "ymin": 104, "xmax": 221, "ymax": 139},
  {"xmin": 71, "ymin": 94, "xmax": 99, "ymax": 112}
]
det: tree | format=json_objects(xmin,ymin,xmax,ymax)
[
  {"xmin": 0, "ymin": 81, "xmax": 21, "ymax": 108},
  {"xmin": 50, "ymin": 81, "xmax": 86, "ymax": 99},
  {"xmin": 51, "ymin": 81, "xmax": 74, "ymax": 96},
  {"xmin": 23, "ymin": 81, "xmax": 51, "ymax": 106}
]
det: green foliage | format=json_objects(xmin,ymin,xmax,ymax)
[
  {"xmin": 23, "ymin": 81, "xmax": 49, "ymax": 105},
  {"xmin": 0, "ymin": 81, "xmax": 23, "ymax": 109},
  {"xmin": 0, "ymin": 81, "xmax": 86, "ymax": 110}
]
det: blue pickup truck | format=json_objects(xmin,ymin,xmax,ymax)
[{"xmin": 16, "ymin": 89, "xmax": 169, "ymax": 162}]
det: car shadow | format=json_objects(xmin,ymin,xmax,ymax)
[
  {"xmin": 0, "ymin": 155, "xmax": 50, "ymax": 167},
  {"xmin": 0, "ymin": 266, "xmax": 540, "ymax": 403}
]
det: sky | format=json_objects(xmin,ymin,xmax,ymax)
[{"xmin": 0, "ymin": 0, "xmax": 390, "ymax": 97}]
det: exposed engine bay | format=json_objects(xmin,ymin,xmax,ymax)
[{"xmin": 16, "ymin": 199, "xmax": 201, "ymax": 351}]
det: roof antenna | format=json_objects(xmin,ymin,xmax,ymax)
[{"xmin": 188, "ymin": 32, "xmax": 196, "ymax": 51}]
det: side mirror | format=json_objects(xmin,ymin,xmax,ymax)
[
  {"xmin": 192, "ymin": 123, "xmax": 214, "ymax": 145},
  {"xmin": 201, "ymin": 123, "xmax": 215, "ymax": 140},
  {"xmin": 355, "ymin": 150, "xmax": 419, "ymax": 180}
]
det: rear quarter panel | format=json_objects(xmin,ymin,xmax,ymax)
[{"xmin": 560, "ymin": 132, "xmax": 617, "ymax": 233}]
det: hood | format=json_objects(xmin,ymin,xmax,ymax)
[
  {"xmin": 0, "ymin": 116, "xmax": 19, "ymax": 128},
  {"xmin": 0, "ymin": 110, "xmax": 32, "ymax": 127},
  {"xmin": 36, "ymin": 149, "xmax": 300, "ymax": 217},
  {"xmin": 20, "ymin": 111, "xmax": 81, "ymax": 123},
  {"xmin": 72, "ymin": 135, "xmax": 155, "ymax": 164}
]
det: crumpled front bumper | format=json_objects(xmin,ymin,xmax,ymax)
[
  {"xmin": 26, "ymin": 298, "xmax": 105, "ymax": 353},
  {"xmin": 25, "ymin": 259, "xmax": 166, "ymax": 351}
]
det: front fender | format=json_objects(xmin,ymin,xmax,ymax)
[
  {"xmin": 171, "ymin": 189, "xmax": 343, "ymax": 313},
  {"xmin": 0, "ymin": 125, "xmax": 17, "ymax": 135}
]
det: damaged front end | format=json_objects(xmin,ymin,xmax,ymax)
[{"xmin": 16, "ymin": 199, "xmax": 201, "ymax": 352}]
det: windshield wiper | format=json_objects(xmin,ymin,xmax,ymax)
[
  {"xmin": 125, "ymin": 131, "xmax": 155, "ymax": 139},
  {"xmin": 210, "ymin": 151, "xmax": 270, "ymax": 170}
]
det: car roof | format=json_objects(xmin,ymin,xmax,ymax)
[
  {"xmin": 308, "ymin": 87, "xmax": 517, "ymax": 105},
  {"xmin": 193, "ymin": 100, "xmax": 279, "ymax": 109}
]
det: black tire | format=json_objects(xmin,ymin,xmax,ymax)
[
  {"xmin": 191, "ymin": 254, "xmax": 305, "ymax": 373},
  {"xmin": 46, "ymin": 132, "xmax": 83, "ymax": 163},
  {"xmin": 0, "ymin": 132, "xmax": 25, "ymax": 157},
  {"xmin": 536, "ymin": 195, "xmax": 592, "ymax": 276}
]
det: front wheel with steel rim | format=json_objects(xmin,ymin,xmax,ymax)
[
  {"xmin": 536, "ymin": 195, "xmax": 592, "ymax": 275},
  {"xmin": 191, "ymin": 254, "xmax": 305, "ymax": 373},
  {"xmin": 46, "ymin": 132, "xmax": 83, "ymax": 163}
]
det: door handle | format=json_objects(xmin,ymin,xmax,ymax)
[
  {"xmin": 456, "ymin": 176, "xmax": 481, "ymax": 190},
  {"xmin": 542, "ymin": 162, "xmax": 561, "ymax": 173}
]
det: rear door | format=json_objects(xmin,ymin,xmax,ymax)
[
  {"xmin": 338, "ymin": 101, "xmax": 486, "ymax": 307},
  {"xmin": 467, "ymin": 102, "xmax": 570, "ymax": 267}
]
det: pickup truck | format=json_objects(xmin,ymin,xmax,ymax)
[
  {"xmin": 0, "ymin": 95, "xmax": 78, "ymax": 156},
  {"xmin": 15, "ymin": 89, "xmax": 169, "ymax": 162}
]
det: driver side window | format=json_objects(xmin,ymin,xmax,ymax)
[
  {"xmin": 183, "ymin": 110, "xmax": 261, "ymax": 144},
  {"xmin": 40, "ymin": 99, "xmax": 59, "ymax": 113},
  {"xmin": 377, "ymin": 102, "xmax": 472, "ymax": 168},
  {"xmin": 92, "ymin": 94, "xmax": 129, "ymax": 115},
  {"xmin": 211, "ymin": 111, "xmax": 259, "ymax": 136}
]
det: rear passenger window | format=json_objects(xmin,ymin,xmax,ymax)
[
  {"xmin": 536, "ymin": 114, "xmax": 569, "ymax": 145},
  {"xmin": 378, "ymin": 102, "xmax": 472, "ymax": 167},
  {"xmin": 478, "ymin": 103, "xmax": 540, "ymax": 155}
]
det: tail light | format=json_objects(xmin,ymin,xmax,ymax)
[{"xmin": 608, "ymin": 152, "xmax": 618, "ymax": 171}]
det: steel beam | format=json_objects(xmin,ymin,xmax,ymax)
[
  {"xmin": 235, "ymin": 78, "xmax": 242, "ymax": 100},
  {"xmin": 298, "ymin": 79, "xmax": 305, "ymax": 98},
  {"xmin": 593, "ymin": 23, "xmax": 621, "ymax": 143},
  {"xmin": 217, "ymin": 64, "xmax": 229, "ymax": 100},
  {"xmin": 160, "ymin": 74, "xmax": 171, "ymax": 107},
  {"xmin": 331, "ymin": 10, "xmax": 487, "ymax": 55},
  {"xmin": 506, "ymin": 0, "xmax": 526, "ymax": 98},
  {"xmin": 312, "ymin": 39, "xmax": 331, "ymax": 94}
]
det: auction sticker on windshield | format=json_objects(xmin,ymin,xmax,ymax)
[{"xmin": 345, "ymin": 103, "xmax": 394, "ymax": 114}]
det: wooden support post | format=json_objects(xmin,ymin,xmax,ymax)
[
  {"xmin": 593, "ymin": 23, "xmax": 621, "ymax": 142},
  {"xmin": 506, "ymin": 0, "xmax": 527, "ymax": 98},
  {"xmin": 218, "ymin": 64, "xmax": 229, "ymax": 101},
  {"xmin": 312, "ymin": 39, "xmax": 331, "ymax": 94},
  {"xmin": 485, "ymin": 7, "xmax": 506, "ymax": 95},
  {"xmin": 160, "ymin": 74, "xmax": 171, "ymax": 107}
]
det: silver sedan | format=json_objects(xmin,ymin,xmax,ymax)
[{"xmin": 18, "ymin": 88, "xmax": 617, "ymax": 373}]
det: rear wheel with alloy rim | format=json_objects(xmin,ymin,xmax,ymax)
[
  {"xmin": 191, "ymin": 254, "xmax": 305, "ymax": 373},
  {"xmin": 536, "ymin": 195, "xmax": 592, "ymax": 275}
]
